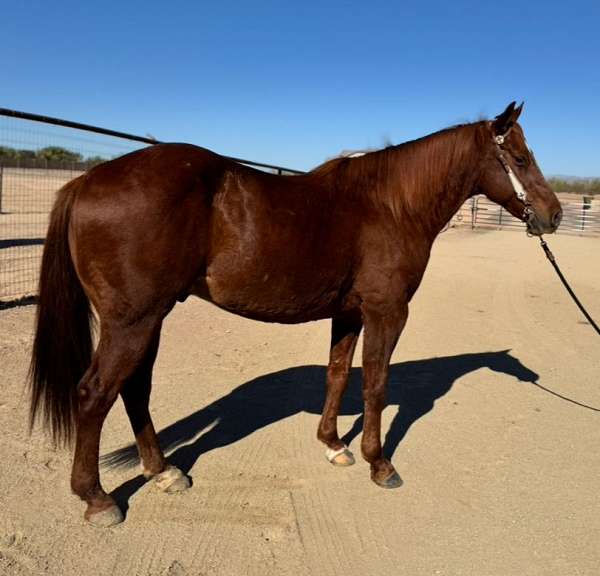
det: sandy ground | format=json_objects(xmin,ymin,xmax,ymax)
[{"xmin": 0, "ymin": 229, "xmax": 599, "ymax": 576}]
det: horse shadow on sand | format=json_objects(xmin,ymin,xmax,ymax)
[{"xmin": 103, "ymin": 349, "xmax": 538, "ymax": 513}]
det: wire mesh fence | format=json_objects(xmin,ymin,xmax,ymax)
[
  {"xmin": 0, "ymin": 114, "xmax": 151, "ymax": 302},
  {"xmin": 0, "ymin": 109, "xmax": 303, "ymax": 304}
]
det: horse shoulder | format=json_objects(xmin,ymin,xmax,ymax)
[{"xmin": 353, "ymin": 220, "xmax": 432, "ymax": 308}]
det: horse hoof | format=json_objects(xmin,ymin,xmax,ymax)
[
  {"xmin": 164, "ymin": 475, "xmax": 191, "ymax": 494},
  {"xmin": 154, "ymin": 465, "xmax": 190, "ymax": 493},
  {"xmin": 325, "ymin": 445, "xmax": 355, "ymax": 467},
  {"xmin": 86, "ymin": 504, "xmax": 124, "ymax": 527},
  {"xmin": 372, "ymin": 470, "xmax": 403, "ymax": 489}
]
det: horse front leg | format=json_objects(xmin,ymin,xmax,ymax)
[
  {"xmin": 360, "ymin": 301, "xmax": 408, "ymax": 488},
  {"xmin": 317, "ymin": 315, "xmax": 362, "ymax": 466}
]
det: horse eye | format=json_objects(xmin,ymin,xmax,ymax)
[{"xmin": 514, "ymin": 156, "xmax": 528, "ymax": 167}]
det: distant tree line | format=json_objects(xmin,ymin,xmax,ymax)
[
  {"xmin": 0, "ymin": 145, "xmax": 106, "ymax": 167},
  {"xmin": 546, "ymin": 177, "xmax": 600, "ymax": 196}
]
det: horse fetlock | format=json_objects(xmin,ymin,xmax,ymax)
[
  {"xmin": 370, "ymin": 459, "xmax": 402, "ymax": 489},
  {"xmin": 360, "ymin": 437, "xmax": 383, "ymax": 463},
  {"xmin": 140, "ymin": 464, "xmax": 155, "ymax": 479},
  {"xmin": 71, "ymin": 473, "xmax": 101, "ymax": 500},
  {"xmin": 316, "ymin": 422, "xmax": 337, "ymax": 444}
]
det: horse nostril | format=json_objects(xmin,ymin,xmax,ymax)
[{"xmin": 552, "ymin": 210, "xmax": 563, "ymax": 229}]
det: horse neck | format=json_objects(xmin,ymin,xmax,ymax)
[{"xmin": 384, "ymin": 123, "xmax": 484, "ymax": 239}]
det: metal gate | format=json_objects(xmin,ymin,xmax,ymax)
[{"xmin": 451, "ymin": 195, "xmax": 600, "ymax": 235}]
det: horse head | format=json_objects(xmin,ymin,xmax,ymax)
[{"xmin": 476, "ymin": 101, "xmax": 562, "ymax": 236}]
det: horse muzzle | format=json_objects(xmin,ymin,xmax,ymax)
[{"xmin": 527, "ymin": 208, "xmax": 562, "ymax": 236}]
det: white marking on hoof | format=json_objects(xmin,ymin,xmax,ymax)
[
  {"xmin": 87, "ymin": 504, "xmax": 124, "ymax": 527},
  {"xmin": 154, "ymin": 465, "xmax": 190, "ymax": 493},
  {"xmin": 325, "ymin": 445, "xmax": 355, "ymax": 467}
]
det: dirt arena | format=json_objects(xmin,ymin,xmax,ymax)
[{"xmin": 1, "ymin": 229, "xmax": 599, "ymax": 576}]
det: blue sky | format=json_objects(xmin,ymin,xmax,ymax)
[{"xmin": 2, "ymin": 0, "xmax": 599, "ymax": 175}]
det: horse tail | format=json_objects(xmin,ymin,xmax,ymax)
[{"xmin": 29, "ymin": 176, "xmax": 94, "ymax": 446}]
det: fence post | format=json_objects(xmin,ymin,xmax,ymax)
[
  {"xmin": 0, "ymin": 163, "xmax": 3, "ymax": 214},
  {"xmin": 581, "ymin": 196, "xmax": 591, "ymax": 232}
]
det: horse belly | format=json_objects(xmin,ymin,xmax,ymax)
[{"xmin": 192, "ymin": 262, "xmax": 343, "ymax": 323}]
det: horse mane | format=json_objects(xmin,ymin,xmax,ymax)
[{"xmin": 308, "ymin": 121, "xmax": 488, "ymax": 225}]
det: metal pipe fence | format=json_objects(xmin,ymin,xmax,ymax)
[
  {"xmin": 450, "ymin": 195, "xmax": 600, "ymax": 235},
  {"xmin": 0, "ymin": 108, "xmax": 303, "ymax": 303}
]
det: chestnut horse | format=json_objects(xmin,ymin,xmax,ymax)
[{"xmin": 29, "ymin": 102, "xmax": 561, "ymax": 526}]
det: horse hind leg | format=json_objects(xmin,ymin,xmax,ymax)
[
  {"xmin": 71, "ymin": 315, "xmax": 166, "ymax": 526},
  {"xmin": 120, "ymin": 324, "xmax": 189, "ymax": 494}
]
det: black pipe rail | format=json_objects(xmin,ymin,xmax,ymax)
[
  {"xmin": 0, "ymin": 107, "xmax": 307, "ymax": 302},
  {"xmin": 0, "ymin": 107, "xmax": 305, "ymax": 175}
]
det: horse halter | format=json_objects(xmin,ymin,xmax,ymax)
[{"xmin": 493, "ymin": 133, "xmax": 534, "ymax": 223}]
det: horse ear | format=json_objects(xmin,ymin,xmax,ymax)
[{"xmin": 493, "ymin": 101, "xmax": 524, "ymax": 136}]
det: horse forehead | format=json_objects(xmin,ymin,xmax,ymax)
[{"xmin": 509, "ymin": 126, "xmax": 531, "ymax": 153}]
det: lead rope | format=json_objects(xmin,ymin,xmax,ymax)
[
  {"xmin": 539, "ymin": 237, "xmax": 600, "ymax": 336},
  {"xmin": 494, "ymin": 131, "xmax": 599, "ymax": 336}
]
